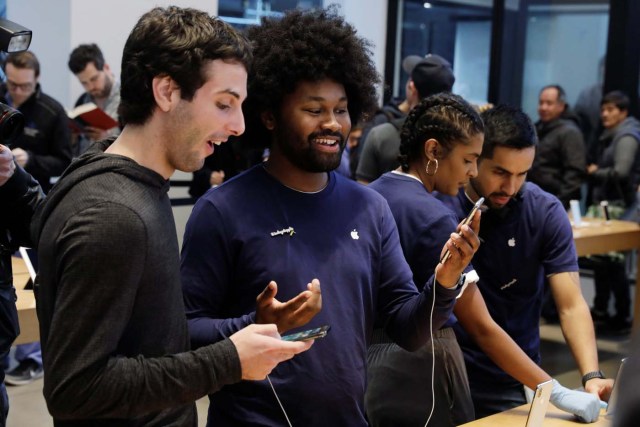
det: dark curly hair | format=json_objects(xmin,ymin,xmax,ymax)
[
  {"xmin": 479, "ymin": 104, "xmax": 537, "ymax": 160},
  {"xmin": 398, "ymin": 93, "xmax": 484, "ymax": 171},
  {"xmin": 118, "ymin": 6, "xmax": 252, "ymax": 126},
  {"xmin": 240, "ymin": 7, "xmax": 380, "ymax": 148}
]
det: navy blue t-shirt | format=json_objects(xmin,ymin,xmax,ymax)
[
  {"xmin": 180, "ymin": 165, "xmax": 460, "ymax": 426},
  {"xmin": 370, "ymin": 172, "xmax": 474, "ymax": 328},
  {"xmin": 440, "ymin": 183, "xmax": 578, "ymax": 386}
]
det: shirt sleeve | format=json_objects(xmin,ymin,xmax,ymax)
[
  {"xmin": 42, "ymin": 203, "xmax": 241, "ymax": 419},
  {"xmin": 374, "ymin": 202, "xmax": 460, "ymax": 351},
  {"xmin": 592, "ymin": 135, "xmax": 639, "ymax": 183},
  {"xmin": 26, "ymin": 104, "xmax": 72, "ymax": 180},
  {"xmin": 0, "ymin": 165, "xmax": 45, "ymax": 248},
  {"xmin": 541, "ymin": 198, "xmax": 579, "ymax": 275},
  {"xmin": 557, "ymin": 127, "xmax": 587, "ymax": 206}
]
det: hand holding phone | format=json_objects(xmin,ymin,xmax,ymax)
[
  {"xmin": 281, "ymin": 325, "xmax": 330, "ymax": 342},
  {"xmin": 440, "ymin": 197, "xmax": 484, "ymax": 264}
]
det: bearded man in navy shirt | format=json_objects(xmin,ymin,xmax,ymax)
[
  {"xmin": 180, "ymin": 8, "xmax": 480, "ymax": 427},
  {"xmin": 440, "ymin": 105, "xmax": 614, "ymax": 418}
]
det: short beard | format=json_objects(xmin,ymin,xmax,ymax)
[{"xmin": 276, "ymin": 128, "xmax": 345, "ymax": 173}]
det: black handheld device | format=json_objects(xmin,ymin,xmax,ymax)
[
  {"xmin": 281, "ymin": 325, "xmax": 330, "ymax": 342},
  {"xmin": 440, "ymin": 196, "xmax": 484, "ymax": 263}
]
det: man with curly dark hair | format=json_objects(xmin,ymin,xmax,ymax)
[{"xmin": 181, "ymin": 7, "xmax": 479, "ymax": 426}]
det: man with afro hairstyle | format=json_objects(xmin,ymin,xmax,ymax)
[{"xmin": 180, "ymin": 7, "xmax": 480, "ymax": 427}]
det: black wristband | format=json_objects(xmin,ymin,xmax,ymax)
[{"xmin": 581, "ymin": 370, "xmax": 605, "ymax": 387}]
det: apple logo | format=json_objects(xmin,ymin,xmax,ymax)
[
  {"xmin": 351, "ymin": 229, "xmax": 359, "ymax": 240},
  {"xmin": 508, "ymin": 238, "xmax": 516, "ymax": 247}
]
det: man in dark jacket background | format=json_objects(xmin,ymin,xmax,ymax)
[
  {"xmin": 528, "ymin": 84, "xmax": 586, "ymax": 209},
  {"xmin": 0, "ymin": 143, "xmax": 45, "ymax": 425},
  {"xmin": 1, "ymin": 51, "xmax": 71, "ymax": 194},
  {"xmin": 1, "ymin": 51, "xmax": 73, "ymax": 387}
]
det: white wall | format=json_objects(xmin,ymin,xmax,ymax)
[
  {"xmin": 7, "ymin": 0, "xmax": 386, "ymax": 108},
  {"xmin": 327, "ymin": 0, "xmax": 388, "ymax": 103},
  {"xmin": 6, "ymin": 0, "xmax": 71, "ymax": 109},
  {"xmin": 7, "ymin": 0, "xmax": 217, "ymax": 109},
  {"xmin": 6, "ymin": 0, "xmax": 387, "ymax": 247}
]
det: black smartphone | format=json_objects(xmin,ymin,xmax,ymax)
[
  {"xmin": 441, "ymin": 196, "xmax": 484, "ymax": 263},
  {"xmin": 281, "ymin": 325, "xmax": 330, "ymax": 342}
]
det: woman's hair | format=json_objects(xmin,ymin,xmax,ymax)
[
  {"xmin": 239, "ymin": 6, "xmax": 380, "ymax": 149},
  {"xmin": 398, "ymin": 93, "xmax": 484, "ymax": 171}
]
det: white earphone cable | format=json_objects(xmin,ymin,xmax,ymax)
[
  {"xmin": 267, "ymin": 374, "xmax": 293, "ymax": 427},
  {"xmin": 423, "ymin": 270, "xmax": 437, "ymax": 427}
]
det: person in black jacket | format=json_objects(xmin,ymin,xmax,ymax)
[
  {"xmin": 1, "ymin": 51, "xmax": 73, "ymax": 386},
  {"xmin": 0, "ymin": 143, "xmax": 45, "ymax": 425},
  {"xmin": 528, "ymin": 84, "xmax": 586, "ymax": 209},
  {"xmin": 1, "ymin": 51, "xmax": 72, "ymax": 194}
]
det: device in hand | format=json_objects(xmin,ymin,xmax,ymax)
[
  {"xmin": 281, "ymin": 325, "xmax": 330, "ymax": 342},
  {"xmin": 441, "ymin": 196, "xmax": 485, "ymax": 263}
]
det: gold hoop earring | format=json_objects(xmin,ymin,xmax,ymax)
[{"xmin": 425, "ymin": 159, "xmax": 439, "ymax": 176}]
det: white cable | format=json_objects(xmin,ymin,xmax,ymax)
[
  {"xmin": 423, "ymin": 270, "xmax": 438, "ymax": 427},
  {"xmin": 267, "ymin": 374, "xmax": 293, "ymax": 427}
]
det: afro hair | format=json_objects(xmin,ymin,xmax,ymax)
[{"xmin": 239, "ymin": 7, "xmax": 380, "ymax": 149}]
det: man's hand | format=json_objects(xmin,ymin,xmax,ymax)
[
  {"xmin": 435, "ymin": 210, "xmax": 481, "ymax": 288},
  {"xmin": 84, "ymin": 126, "xmax": 109, "ymax": 141},
  {"xmin": 255, "ymin": 279, "xmax": 322, "ymax": 333},
  {"xmin": 587, "ymin": 164, "xmax": 598, "ymax": 174},
  {"xmin": 229, "ymin": 324, "xmax": 313, "ymax": 380},
  {"xmin": 0, "ymin": 144, "xmax": 16, "ymax": 186},
  {"xmin": 11, "ymin": 147, "xmax": 28, "ymax": 168},
  {"xmin": 585, "ymin": 377, "xmax": 614, "ymax": 402},
  {"xmin": 550, "ymin": 379, "xmax": 601, "ymax": 423}
]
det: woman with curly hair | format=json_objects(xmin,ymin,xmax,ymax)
[
  {"xmin": 366, "ymin": 93, "xmax": 601, "ymax": 426},
  {"xmin": 180, "ymin": 8, "xmax": 481, "ymax": 427}
]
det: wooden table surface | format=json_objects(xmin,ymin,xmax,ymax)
[
  {"xmin": 11, "ymin": 256, "xmax": 38, "ymax": 345},
  {"xmin": 459, "ymin": 403, "xmax": 611, "ymax": 426},
  {"xmin": 572, "ymin": 218, "xmax": 640, "ymax": 331}
]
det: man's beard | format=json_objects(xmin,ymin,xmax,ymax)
[
  {"xmin": 276, "ymin": 127, "xmax": 346, "ymax": 173},
  {"xmin": 469, "ymin": 178, "xmax": 514, "ymax": 211},
  {"xmin": 98, "ymin": 76, "xmax": 113, "ymax": 99}
]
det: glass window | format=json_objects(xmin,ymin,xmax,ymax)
[
  {"xmin": 219, "ymin": 0, "xmax": 323, "ymax": 29},
  {"xmin": 398, "ymin": 0, "xmax": 493, "ymax": 105},
  {"xmin": 521, "ymin": 1, "xmax": 609, "ymax": 120}
]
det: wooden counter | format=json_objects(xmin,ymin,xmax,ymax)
[
  {"xmin": 11, "ymin": 256, "xmax": 38, "ymax": 345},
  {"xmin": 572, "ymin": 219, "xmax": 640, "ymax": 331},
  {"xmin": 459, "ymin": 403, "xmax": 610, "ymax": 426}
]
